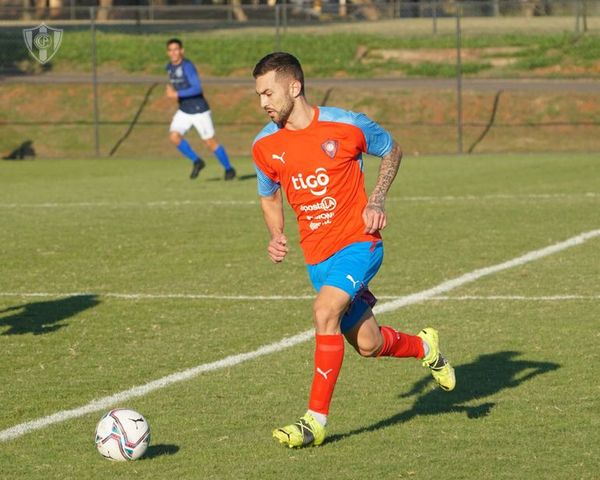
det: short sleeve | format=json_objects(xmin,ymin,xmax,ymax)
[
  {"xmin": 252, "ymin": 143, "xmax": 280, "ymax": 197},
  {"xmin": 254, "ymin": 165, "xmax": 280, "ymax": 197},
  {"xmin": 352, "ymin": 113, "xmax": 394, "ymax": 158}
]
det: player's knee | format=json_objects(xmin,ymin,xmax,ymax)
[
  {"xmin": 349, "ymin": 329, "xmax": 383, "ymax": 357},
  {"xmin": 357, "ymin": 339, "xmax": 382, "ymax": 358},
  {"xmin": 169, "ymin": 132, "xmax": 181, "ymax": 145},
  {"xmin": 205, "ymin": 137, "xmax": 218, "ymax": 150},
  {"xmin": 312, "ymin": 300, "xmax": 343, "ymax": 333}
]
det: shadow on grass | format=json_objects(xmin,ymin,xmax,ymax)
[
  {"xmin": 327, "ymin": 351, "xmax": 560, "ymax": 444},
  {"xmin": 0, "ymin": 295, "xmax": 100, "ymax": 335},
  {"xmin": 143, "ymin": 443, "xmax": 180, "ymax": 460},
  {"xmin": 205, "ymin": 174, "xmax": 256, "ymax": 182},
  {"xmin": 237, "ymin": 173, "xmax": 257, "ymax": 181}
]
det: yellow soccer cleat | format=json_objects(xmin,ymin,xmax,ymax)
[
  {"xmin": 417, "ymin": 327, "xmax": 456, "ymax": 391},
  {"xmin": 272, "ymin": 412, "xmax": 326, "ymax": 448}
]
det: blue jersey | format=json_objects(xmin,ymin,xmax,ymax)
[{"xmin": 166, "ymin": 58, "xmax": 210, "ymax": 114}]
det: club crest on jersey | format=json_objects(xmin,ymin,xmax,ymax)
[
  {"xmin": 175, "ymin": 66, "xmax": 183, "ymax": 77},
  {"xmin": 321, "ymin": 140, "xmax": 338, "ymax": 159}
]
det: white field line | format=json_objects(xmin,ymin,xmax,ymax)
[
  {"xmin": 0, "ymin": 228, "xmax": 599, "ymax": 443},
  {"xmin": 431, "ymin": 295, "xmax": 600, "ymax": 301},
  {"xmin": 374, "ymin": 229, "xmax": 600, "ymax": 314},
  {"xmin": 0, "ymin": 192, "xmax": 597, "ymax": 209},
  {"xmin": 1, "ymin": 292, "xmax": 599, "ymax": 302},
  {"xmin": 0, "ymin": 292, "xmax": 315, "ymax": 301},
  {"xmin": 388, "ymin": 192, "xmax": 600, "ymax": 202}
]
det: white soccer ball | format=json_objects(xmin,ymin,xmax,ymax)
[{"xmin": 94, "ymin": 408, "xmax": 150, "ymax": 461}]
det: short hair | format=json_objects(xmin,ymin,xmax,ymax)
[
  {"xmin": 167, "ymin": 38, "xmax": 182, "ymax": 48},
  {"xmin": 252, "ymin": 52, "xmax": 305, "ymax": 95}
]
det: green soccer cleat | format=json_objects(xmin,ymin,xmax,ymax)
[
  {"xmin": 417, "ymin": 327, "xmax": 456, "ymax": 392},
  {"xmin": 272, "ymin": 412, "xmax": 326, "ymax": 448}
]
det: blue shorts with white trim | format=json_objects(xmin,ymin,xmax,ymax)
[{"xmin": 307, "ymin": 240, "xmax": 383, "ymax": 333}]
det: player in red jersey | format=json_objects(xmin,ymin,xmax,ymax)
[{"xmin": 252, "ymin": 52, "xmax": 456, "ymax": 448}]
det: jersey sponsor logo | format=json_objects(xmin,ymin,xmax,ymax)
[
  {"xmin": 307, "ymin": 211, "xmax": 334, "ymax": 231},
  {"xmin": 291, "ymin": 168, "xmax": 330, "ymax": 196},
  {"xmin": 272, "ymin": 152, "xmax": 286, "ymax": 164},
  {"xmin": 321, "ymin": 139, "xmax": 338, "ymax": 159},
  {"xmin": 305, "ymin": 212, "xmax": 335, "ymax": 221},
  {"xmin": 175, "ymin": 66, "xmax": 183, "ymax": 77},
  {"xmin": 299, "ymin": 196, "xmax": 337, "ymax": 212}
]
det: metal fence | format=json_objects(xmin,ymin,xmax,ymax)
[
  {"xmin": 1, "ymin": 0, "xmax": 600, "ymax": 159},
  {"xmin": 1, "ymin": 0, "xmax": 600, "ymax": 22}
]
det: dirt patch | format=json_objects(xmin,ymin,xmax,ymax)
[
  {"xmin": 367, "ymin": 47, "xmax": 523, "ymax": 66},
  {"xmin": 533, "ymin": 61, "xmax": 600, "ymax": 76}
]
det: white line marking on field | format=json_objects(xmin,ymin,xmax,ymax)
[
  {"xmin": 0, "ymin": 193, "xmax": 597, "ymax": 209},
  {"xmin": 431, "ymin": 295, "xmax": 600, "ymax": 301},
  {"xmin": 389, "ymin": 192, "xmax": 600, "ymax": 202},
  {"xmin": 1, "ymin": 228, "xmax": 599, "ymax": 443},
  {"xmin": 0, "ymin": 292, "xmax": 315, "ymax": 301},
  {"xmin": 0, "ymin": 200, "xmax": 257, "ymax": 208},
  {"xmin": 1, "ymin": 292, "xmax": 599, "ymax": 302}
]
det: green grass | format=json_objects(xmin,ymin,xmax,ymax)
[
  {"xmin": 0, "ymin": 153, "xmax": 599, "ymax": 479},
  {"xmin": 71, "ymin": 31, "xmax": 600, "ymax": 78},
  {"xmin": 2, "ymin": 26, "xmax": 599, "ymax": 78}
]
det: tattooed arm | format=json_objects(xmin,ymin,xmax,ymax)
[{"xmin": 363, "ymin": 141, "xmax": 402, "ymax": 234}]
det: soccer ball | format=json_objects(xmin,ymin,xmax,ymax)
[{"xmin": 94, "ymin": 408, "xmax": 150, "ymax": 461}]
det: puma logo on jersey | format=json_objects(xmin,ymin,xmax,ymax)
[
  {"xmin": 346, "ymin": 274, "xmax": 362, "ymax": 289},
  {"xmin": 272, "ymin": 152, "xmax": 286, "ymax": 164},
  {"xmin": 316, "ymin": 367, "xmax": 333, "ymax": 380}
]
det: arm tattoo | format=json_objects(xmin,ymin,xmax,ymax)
[{"xmin": 367, "ymin": 141, "xmax": 402, "ymax": 211}]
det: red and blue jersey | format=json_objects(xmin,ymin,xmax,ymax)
[{"xmin": 252, "ymin": 106, "xmax": 394, "ymax": 265}]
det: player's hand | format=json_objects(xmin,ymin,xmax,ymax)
[
  {"xmin": 165, "ymin": 85, "xmax": 178, "ymax": 99},
  {"xmin": 267, "ymin": 234, "xmax": 289, "ymax": 263},
  {"xmin": 362, "ymin": 203, "xmax": 387, "ymax": 234}
]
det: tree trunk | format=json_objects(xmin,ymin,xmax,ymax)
[
  {"xmin": 520, "ymin": 0, "xmax": 535, "ymax": 17},
  {"xmin": 22, "ymin": 0, "xmax": 32, "ymax": 20},
  {"xmin": 35, "ymin": 0, "xmax": 46, "ymax": 19},
  {"xmin": 97, "ymin": 0, "xmax": 112, "ymax": 21},
  {"xmin": 231, "ymin": 0, "xmax": 247, "ymax": 22},
  {"xmin": 49, "ymin": 0, "xmax": 62, "ymax": 18},
  {"xmin": 351, "ymin": 0, "xmax": 379, "ymax": 20}
]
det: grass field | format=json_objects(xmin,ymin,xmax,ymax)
[{"xmin": 0, "ymin": 153, "xmax": 599, "ymax": 479}]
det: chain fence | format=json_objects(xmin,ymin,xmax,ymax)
[{"xmin": 1, "ymin": 0, "xmax": 599, "ymax": 159}]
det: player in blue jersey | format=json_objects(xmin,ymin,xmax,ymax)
[{"xmin": 165, "ymin": 38, "xmax": 236, "ymax": 180}]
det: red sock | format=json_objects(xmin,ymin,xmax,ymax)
[
  {"xmin": 377, "ymin": 326, "xmax": 424, "ymax": 359},
  {"xmin": 308, "ymin": 334, "xmax": 344, "ymax": 415}
]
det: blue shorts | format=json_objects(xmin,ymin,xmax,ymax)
[{"xmin": 307, "ymin": 240, "xmax": 383, "ymax": 334}]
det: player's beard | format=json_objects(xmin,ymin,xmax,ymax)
[{"xmin": 273, "ymin": 96, "xmax": 294, "ymax": 128}]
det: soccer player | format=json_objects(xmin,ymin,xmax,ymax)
[
  {"xmin": 165, "ymin": 38, "xmax": 236, "ymax": 180},
  {"xmin": 252, "ymin": 52, "xmax": 456, "ymax": 448}
]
